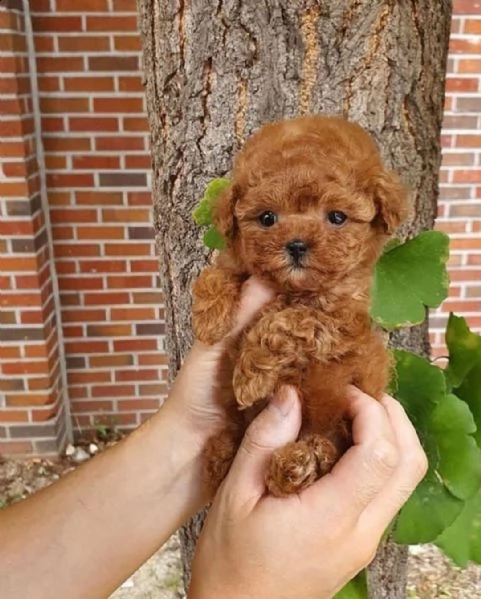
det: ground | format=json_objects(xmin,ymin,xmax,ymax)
[{"xmin": 1, "ymin": 454, "xmax": 480, "ymax": 598}]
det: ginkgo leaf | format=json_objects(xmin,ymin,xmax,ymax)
[
  {"xmin": 370, "ymin": 231, "xmax": 450, "ymax": 330},
  {"xmin": 435, "ymin": 488, "xmax": 481, "ymax": 566},
  {"xmin": 444, "ymin": 313, "xmax": 481, "ymax": 390},
  {"xmin": 203, "ymin": 227, "xmax": 225, "ymax": 250},
  {"xmin": 193, "ymin": 177, "xmax": 230, "ymax": 226},
  {"xmin": 392, "ymin": 351, "xmax": 481, "ymax": 544},
  {"xmin": 455, "ymin": 364, "xmax": 481, "ymax": 449}
]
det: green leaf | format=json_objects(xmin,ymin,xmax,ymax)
[
  {"xmin": 444, "ymin": 314, "xmax": 481, "ymax": 389},
  {"xmin": 334, "ymin": 571, "xmax": 368, "ymax": 599},
  {"xmin": 203, "ymin": 227, "xmax": 225, "ymax": 250},
  {"xmin": 392, "ymin": 351, "xmax": 481, "ymax": 544},
  {"xmin": 435, "ymin": 488, "xmax": 481, "ymax": 566},
  {"xmin": 395, "ymin": 470, "xmax": 464, "ymax": 545},
  {"xmin": 455, "ymin": 364, "xmax": 481, "ymax": 449},
  {"xmin": 192, "ymin": 177, "xmax": 230, "ymax": 226},
  {"xmin": 370, "ymin": 231, "xmax": 450, "ymax": 329},
  {"xmin": 429, "ymin": 394, "xmax": 481, "ymax": 500}
]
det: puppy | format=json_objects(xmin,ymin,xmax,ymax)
[{"xmin": 192, "ymin": 115, "xmax": 407, "ymax": 497}]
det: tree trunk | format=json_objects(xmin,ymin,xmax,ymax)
[{"xmin": 138, "ymin": 0, "xmax": 452, "ymax": 596}]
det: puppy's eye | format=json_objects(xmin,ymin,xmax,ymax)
[
  {"xmin": 258, "ymin": 211, "xmax": 277, "ymax": 227},
  {"xmin": 327, "ymin": 211, "xmax": 348, "ymax": 226}
]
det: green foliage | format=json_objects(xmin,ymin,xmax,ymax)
[
  {"xmin": 193, "ymin": 178, "xmax": 481, "ymax": 577},
  {"xmin": 370, "ymin": 231, "xmax": 450, "ymax": 329},
  {"xmin": 435, "ymin": 488, "xmax": 481, "ymax": 566},
  {"xmin": 392, "ymin": 352, "xmax": 481, "ymax": 544},
  {"xmin": 335, "ymin": 571, "xmax": 368, "ymax": 599},
  {"xmin": 192, "ymin": 177, "xmax": 230, "ymax": 249}
]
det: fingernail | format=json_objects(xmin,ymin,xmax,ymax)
[{"xmin": 269, "ymin": 386, "xmax": 296, "ymax": 417}]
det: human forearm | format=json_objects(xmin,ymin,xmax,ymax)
[{"xmin": 0, "ymin": 403, "xmax": 205, "ymax": 599}]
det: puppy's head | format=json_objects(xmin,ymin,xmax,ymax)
[{"xmin": 213, "ymin": 116, "xmax": 408, "ymax": 293}]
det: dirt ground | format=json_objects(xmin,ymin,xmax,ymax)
[{"xmin": 1, "ymin": 454, "xmax": 481, "ymax": 598}]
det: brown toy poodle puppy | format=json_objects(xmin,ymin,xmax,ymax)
[{"xmin": 192, "ymin": 115, "xmax": 408, "ymax": 497}]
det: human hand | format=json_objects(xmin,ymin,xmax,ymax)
[
  {"xmin": 165, "ymin": 276, "xmax": 274, "ymax": 445},
  {"xmin": 188, "ymin": 386, "xmax": 428, "ymax": 599}
]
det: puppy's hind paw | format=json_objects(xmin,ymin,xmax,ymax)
[{"xmin": 266, "ymin": 441, "xmax": 318, "ymax": 497}]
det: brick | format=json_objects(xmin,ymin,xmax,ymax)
[
  {"xmin": 2, "ymin": 361, "xmax": 49, "ymax": 376},
  {"xmin": 79, "ymin": 260, "xmax": 126, "ymax": 273},
  {"xmin": 54, "ymin": 243, "xmax": 100, "ymax": 258},
  {"xmin": 73, "ymin": 155, "xmax": 121, "ymax": 169},
  {"xmin": 115, "ymin": 369, "xmax": 159, "ymax": 382},
  {"xmin": 95, "ymin": 136, "xmax": 144, "ymax": 151},
  {"xmin": 0, "ymin": 378, "xmax": 25, "ymax": 393},
  {"xmin": 113, "ymin": 339, "xmax": 157, "ymax": 352},
  {"xmin": 77, "ymin": 226, "xmax": 125, "ymax": 240},
  {"xmin": 102, "ymin": 208, "xmax": 150, "ymax": 222},
  {"xmin": 455, "ymin": 0, "xmax": 481, "ymax": 14},
  {"xmin": 108, "ymin": 275, "xmax": 152, "ymax": 289},
  {"xmin": 84, "ymin": 291, "xmax": 130, "ymax": 305},
  {"xmin": 0, "ymin": 411, "xmax": 29, "ymax": 423},
  {"xmin": 35, "ymin": 439, "xmax": 60, "ymax": 453},
  {"xmin": 46, "ymin": 173, "xmax": 94, "ymax": 188},
  {"xmin": 455, "ymin": 135, "xmax": 481, "ymax": 148},
  {"xmin": 442, "ymin": 115, "xmax": 478, "ymax": 129},
  {"xmin": 40, "ymin": 97, "xmax": 90, "ymax": 113},
  {"xmin": 99, "ymin": 172, "xmax": 146, "ymax": 187},
  {"xmin": 128, "ymin": 192, "xmax": 152, "ymax": 205},
  {"xmin": 58, "ymin": 276, "xmax": 103, "ymax": 291},
  {"xmin": 86, "ymin": 16, "xmax": 138, "ymax": 31},
  {"xmin": 138, "ymin": 354, "xmax": 168, "ymax": 366},
  {"xmin": 118, "ymin": 76, "xmax": 144, "ymax": 92},
  {"xmin": 50, "ymin": 208, "xmax": 97, "ymax": 223},
  {"xmin": 139, "ymin": 383, "xmax": 168, "ymax": 396},
  {"xmin": 93, "ymin": 97, "xmax": 143, "ymax": 113},
  {"xmin": 87, "ymin": 324, "xmax": 132, "ymax": 337},
  {"xmin": 32, "ymin": 15, "xmax": 82, "ymax": 31},
  {"xmin": 112, "ymin": 0, "xmax": 137, "ymax": 10},
  {"xmin": 0, "ymin": 256, "xmax": 38, "ymax": 272},
  {"xmin": 441, "ymin": 152, "xmax": 475, "ymax": 167},
  {"xmin": 64, "ymin": 75, "xmax": 115, "ymax": 92},
  {"xmin": 36, "ymin": 56, "xmax": 84, "ymax": 72},
  {"xmin": 38, "ymin": 75, "xmax": 61, "ymax": 92},
  {"xmin": 62, "ymin": 308, "xmax": 106, "ymax": 322},
  {"xmin": 455, "ymin": 97, "xmax": 481, "ymax": 112},
  {"xmin": 88, "ymin": 56, "xmax": 138, "ymax": 72},
  {"xmin": 0, "ymin": 441, "xmax": 34, "ymax": 454},
  {"xmin": 10, "ymin": 423, "xmax": 56, "ymax": 439},
  {"xmin": 125, "ymin": 155, "xmax": 151, "ymax": 169},
  {"xmin": 91, "ymin": 384, "xmax": 135, "ymax": 397},
  {"xmin": 56, "ymin": 0, "xmax": 108, "ymax": 9},
  {"xmin": 71, "ymin": 401, "xmax": 113, "ymax": 412},
  {"xmin": 131, "ymin": 260, "xmax": 158, "ymax": 273},
  {"xmin": 34, "ymin": 35, "xmax": 55, "ymax": 53},
  {"xmin": 66, "ymin": 356, "xmax": 86, "ymax": 369},
  {"xmin": 450, "ymin": 205, "xmax": 481, "ymax": 217},
  {"xmin": 128, "ymin": 225, "xmax": 154, "ymax": 240},
  {"xmin": 76, "ymin": 191, "xmax": 124, "ymax": 205},
  {"xmin": 69, "ymin": 117, "xmax": 119, "ymax": 132},
  {"xmin": 52, "ymin": 226, "xmax": 75, "ymax": 241},
  {"xmin": 44, "ymin": 137, "xmax": 91, "ymax": 152},
  {"xmin": 451, "ymin": 237, "xmax": 481, "ymax": 249},
  {"xmin": 68, "ymin": 371, "xmax": 111, "ymax": 384},
  {"xmin": 136, "ymin": 323, "xmax": 165, "ymax": 335},
  {"xmin": 458, "ymin": 58, "xmax": 481, "ymax": 73},
  {"xmin": 89, "ymin": 354, "xmax": 133, "ymax": 368},
  {"xmin": 58, "ymin": 35, "xmax": 110, "ymax": 51},
  {"xmin": 449, "ymin": 38, "xmax": 481, "ymax": 53},
  {"xmin": 111, "ymin": 307, "xmax": 156, "ymax": 320},
  {"xmin": 42, "ymin": 117, "xmax": 65, "ymax": 133},
  {"xmin": 114, "ymin": 35, "xmax": 141, "ymax": 51},
  {"xmin": 465, "ymin": 285, "xmax": 481, "ymax": 298},
  {"xmin": 123, "ymin": 117, "xmax": 149, "ymax": 132},
  {"xmin": 453, "ymin": 170, "xmax": 481, "ymax": 183},
  {"xmin": 465, "ymin": 19, "xmax": 481, "ymax": 34},
  {"xmin": 64, "ymin": 340, "xmax": 109, "ymax": 354},
  {"xmin": 118, "ymin": 399, "xmax": 160, "ymax": 411},
  {"xmin": 132, "ymin": 291, "xmax": 163, "ymax": 304}
]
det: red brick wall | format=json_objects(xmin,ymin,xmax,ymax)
[
  {"xmin": 0, "ymin": 0, "xmax": 480, "ymax": 455},
  {"xmin": 0, "ymin": 0, "xmax": 68, "ymax": 454},
  {"xmin": 433, "ymin": 1, "xmax": 481, "ymax": 352}
]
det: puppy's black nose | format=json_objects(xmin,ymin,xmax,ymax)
[{"xmin": 286, "ymin": 239, "xmax": 308, "ymax": 261}]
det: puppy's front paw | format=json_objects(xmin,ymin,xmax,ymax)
[
  {"xmin": 266, "ymin": 441, "xmax": 318, "ymax": 497},
  {"xmin": 233, "ymin": 365, "xmax": 276, "ymax": 409}
]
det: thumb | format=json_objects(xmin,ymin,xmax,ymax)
[{"xmin": 226, "ymin": 387, "xmax": 302, "ymax": 500}]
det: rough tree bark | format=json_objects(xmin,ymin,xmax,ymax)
[{"xmin": 138, "ymin": 1, "xmax": 452, "ymax": 596}]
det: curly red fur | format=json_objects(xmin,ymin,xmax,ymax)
[{"xmin": 193, "ymin": 115, "xmax": 408, "ymax": 497}]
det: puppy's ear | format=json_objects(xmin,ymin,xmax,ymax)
[
  {"xmin": 374, "ymin": 171, "xmax": 409, "ymax": 235},
  {"xmin": 212, "ymin": 183, "xmax": 239, "ymax": 243}
]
